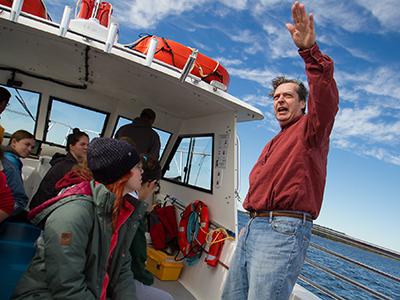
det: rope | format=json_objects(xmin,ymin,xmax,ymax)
[
  {"xmin": 206, "ymin": 228, "xmax": 234, "ymax": 246},
  {"xmin": 184, "ymin": 210, "xmax": 202, "ymax": 265}
]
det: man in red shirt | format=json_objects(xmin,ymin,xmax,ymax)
[{"xmin": 222, "ymin": 2, "xmax": 339, "ymax": 299}]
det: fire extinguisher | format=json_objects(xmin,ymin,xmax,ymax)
[{"xmin": 205, "ymin": 230, "xmax": 226, "ymax": 267}]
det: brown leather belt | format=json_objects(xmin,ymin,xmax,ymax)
[{"xmin": 249, "ymin": 211, "xmax": 313, "ymax": 222}]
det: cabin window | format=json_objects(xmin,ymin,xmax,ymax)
[
  {"xmin": 113, "ymin": 116, "xmax": 171, "ymax": 159},
  {"xmin": 45, "ymin": 98, "xmax": 108, "ymax": 146},
  {"xmin": 0, "ymin": 85, "xmax": 40, "ymax": 137},
  {"xmin": 163, "ymin": 134, "xmax": 213, "ymax": 193}
]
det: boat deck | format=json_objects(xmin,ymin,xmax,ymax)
[{"xmin": 153, "ymin": 278, "xmax": 196, "ymax": 300}]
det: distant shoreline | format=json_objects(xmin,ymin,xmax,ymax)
[{"xmin": 312, "ymin": 224, "xmax": 400, "ymax": 261}]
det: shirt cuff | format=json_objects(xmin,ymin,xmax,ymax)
[{"xmin": 298, "ymin": 43, "xmax": 323, "ymax": 64}]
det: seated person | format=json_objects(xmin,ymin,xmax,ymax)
[
  {"xmin": 0, "ymin": 148, "xmax": 14, "ymax": 223},
  {"xmin": 3, "ymin": 130, "xmax": 35, "ymax": 173},
  {"xmin": 2, "ymin": 130, "xmax": 34, "ymax": 216},
  {"xmin": 129, "ymin": 155, "xmax": 173, "ymax": 300},
  {"xmin": 13, "ymin": 138, "xmax": 144, "ymax": 299},
  {"xmin": 2, "ymin": 155, "xmax": 29, "ymax": 219},
  {"xmin": 29, "ymin": 128, "xmax": 89, "ymax": 209}
]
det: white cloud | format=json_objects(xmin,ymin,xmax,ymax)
[
  {"xmin": 228, "ymin": 66, "xmax": 276, "ymax": 86},
  {"xmin": 214, "ymin": 57, "xmax": 243, "ymax": 66},
  {"xmin": 362, "ymin": 148, "xmax": 400, "ymax": 166},
  {"xmin": 338, "ymin": 88, "xmax": 361, "ymax": 103},
  {"xmin": 319, "ymin": 34, "xmax": 374, "ymax": 62},
  {"xmin": 117, "ymin": 0, "xmax": 207, "ymax": 28},
  {"xmin": 243, "ymin": 94, "xmax": 270, "ymax": 107},
  {"xmin": 355, "ymin": 0, "xmax": 400, "ymax": 31},
  {"xmin": 251, "ymin": 0, "xmax": 284, "ymax": 17},
  {"xmin": 335, "ymin": 67, "xmax": 400, "ymax": 106},
  {"xmin": 332, "ymin": 106, "xmax": 400, "ymax": 166},
  {"xmin": 230, "ymin": 30, "xmax": 257, "ymax": 43},
  {"xmin": 334, "ymin": 106, "xmax": 400, "ymax": 144},
  {"xmin": 311, "ymin": 1, "xmax": 369, "ymax": 33},
  {"xmin": 219, "ymin": 0, "xmax": 247, "ymax": 10},
  {"xmin": 262, "ymin": 23, "xmax": 298, "ymax": 59}
]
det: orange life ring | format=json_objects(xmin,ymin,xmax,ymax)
[
  {"xmin": 178, "ymin": 200, "xmax": 209, "ymax": 258},
  {"xmin": 129, "ymin": 35, "xmax": 230, "ymax": 88}
]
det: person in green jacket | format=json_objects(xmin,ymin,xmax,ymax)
[{"xmin": 12, "ymin": 137, "xmax": 145, "ymax": 300}]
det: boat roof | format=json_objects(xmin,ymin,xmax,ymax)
[{"xmin": 0, "ymin": 8, "xmax": 263, "ymax": 122}]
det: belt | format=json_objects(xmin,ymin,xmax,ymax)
[{"xmin": 249, "ymin": 211, "xmax": 313, "ymax": 222}]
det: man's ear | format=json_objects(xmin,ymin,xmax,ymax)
[{"xmin": 300, "ymin": 99, "xmax": 306, "ymax": 111}]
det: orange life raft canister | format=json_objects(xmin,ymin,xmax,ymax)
[
  {"xmin": 129, "ymin": 35, "xmax": 230, "ymax": 88},
  {"xmin": 178, "ymin": 200, "xmax": 210, "ymax": 258},
  {"xmin": 0, "ymin": 0, "xmax": 50, "ymax": 20}
]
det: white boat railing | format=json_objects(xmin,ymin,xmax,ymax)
[{"xmin": 299, "ymin": 241, "xmax": 400, "ymax": 300}]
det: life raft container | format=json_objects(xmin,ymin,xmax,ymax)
[
  {"xmin": 0, "ymin": 0, "xmax": 50, "ymax": 20},
  {"xmin": 129, "ymin": 35, "xmax": 230, "ymax": 88},
  {"xmin": 178, "ymin": 200, "xmax": 210, "ymax": 259},
  {"xmin": 76, "ymin": 0, "xmax": 112, "ymax": 27}
]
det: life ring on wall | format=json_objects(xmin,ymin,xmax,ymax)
[{"xmin": 178, "ymin": 200, "xmax": 210, "ymax": 258}]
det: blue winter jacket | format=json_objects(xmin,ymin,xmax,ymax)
[{"xmin": 2, "ymin": 158, "xmax": 28, "ymax": 213}]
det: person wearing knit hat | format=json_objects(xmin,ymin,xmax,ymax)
[{"xmin": 13, "ymin": 137, "xmax": 146, "ymax": 300}]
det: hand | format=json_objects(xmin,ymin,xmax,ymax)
[{"xmin": 286, "ymin": 1, "xmax": 316, "ymax": 50}]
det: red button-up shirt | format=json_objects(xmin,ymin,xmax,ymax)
[{"xmin": 243, "ymin": 44, "xmax": 339, "ymax": 219}]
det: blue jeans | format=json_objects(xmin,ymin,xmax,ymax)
[{"xmin": 222, "ymin": 216, "xmax": 312, "ymax": 300}]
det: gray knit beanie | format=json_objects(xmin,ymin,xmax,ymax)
[{"xmin": 87, "ymin": 137, "xmax": 140, "ymax": 184}]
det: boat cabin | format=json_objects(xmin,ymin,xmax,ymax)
[{"xmin": 0, "ymin": 3, "xmax": 320, "ymax": 299}]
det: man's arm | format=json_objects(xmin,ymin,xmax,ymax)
[{"xmin": 287, "ymin": 2, "xmax": 339, "ymax": 147}]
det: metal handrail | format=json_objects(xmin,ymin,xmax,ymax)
[
  {"xmin": 298, "ymin": 275, "xmax": 345, "ymax": 300},
  {"xmin": 304, "ymin": 259, "xmax": 392, "ymax": 300},
  {"xmin": 310, "ymin": 242, "xmax": 400, "ymax": 283}
]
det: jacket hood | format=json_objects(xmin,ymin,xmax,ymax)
[
  {"xmin": 55, "ymin": 168, "xmax": 92, "ymax": 192},
  {"xmin": 28, "ymin": 181, "xmax": 93, "ymax": 225},
  {"xmin": 29, "ymin": 180, "xmax": 146, "ymax": 228},
  {"xmin": 50, "ymin": 152, "xmax": 76, "ymax": 166}
]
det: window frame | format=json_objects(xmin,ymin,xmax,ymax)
[
  {"xmin": 162, "ymin": 133, "xmax": 214, "ymax": 194},
  {"xmin": 0, "ymin": 84, "xmax": 42, "ymax": 138},
  {"xmin": 43, "ymin": 96, "xmax": 110, "ymax": 147},
  {"xmin": 112, "ymin": 114, "xmax": 173, "ymax": 161}
]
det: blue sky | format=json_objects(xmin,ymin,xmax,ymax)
[{"xmin": 45, "ymin": 0, "xmax": 400, "ymax": 252}]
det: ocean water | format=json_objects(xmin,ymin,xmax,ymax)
[{"xmin": 237, "ymin": 211, "xmax": 400, "ymax": 299}]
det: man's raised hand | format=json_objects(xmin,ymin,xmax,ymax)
[{"xmin": 286, "ymin": 1, "xmax": 316, "ymax": 50}]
